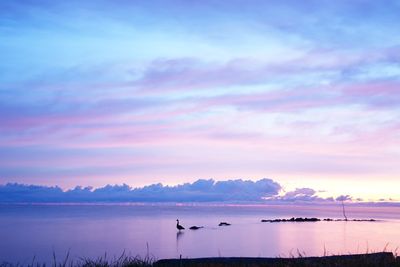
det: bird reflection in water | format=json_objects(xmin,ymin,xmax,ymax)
[
  {"xmin": 176, "ymin": 230, "xmax": 184, "ymax": 241},
  {"xmin": 176, "ymin": 228, "xmax": 184, "ymax": 255}
]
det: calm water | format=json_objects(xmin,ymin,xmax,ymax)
[{"xmin": 1, "ymin": 203, "xmax": 400, "ymax": 264}]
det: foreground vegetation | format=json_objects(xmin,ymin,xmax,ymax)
[
  {"xmin": 1, "ymin": 252, "xmax": 400, "ymax": 267},
  {"xmin": 156, "ymin": 252, "xmax": 400, "ymax": 267}
]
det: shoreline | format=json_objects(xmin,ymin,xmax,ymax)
[
  {"xmin": 155, "ymin": 252, "xmax": 399, "ymax": 266},
  {"xmin": 1, "ymin": 252, "xmax": 399, "ymax": 266}
]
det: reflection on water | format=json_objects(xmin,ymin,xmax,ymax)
[
  {"xmin": 176, "ymin": 231, "xmax": 184, "ymax": 256},
  {"xmin": 0, "ymin": 203, "xmax": 400, "ymax": 264},
  {"xmin": 176, "ymin": 231, "xmax": 184, "ymax": 242}
]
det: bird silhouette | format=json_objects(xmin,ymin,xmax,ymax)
[{"xmin": 176, "ymin": 219, "xmax": 185, "ymax": 231}]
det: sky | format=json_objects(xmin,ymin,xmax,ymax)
[{"xmin": 0, "ymin": 0, "xmax": 400, "ymax": 201}]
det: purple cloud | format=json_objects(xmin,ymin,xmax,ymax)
[
  {"xmin": 0, "ymin": 178, "xmax": 281, "ymax": 203},
  {"xmin": 336, "ymin": 195, "xmax": 352, "ymax": 202},
  {"xmin": 0, "ymin": 178, "xmax": 364, "ymax": 204},
  {"xmin": 266, "ymin": 187, "xmax": 336, "ymax": 202}
]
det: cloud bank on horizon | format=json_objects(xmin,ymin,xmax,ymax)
[
  {"xmin": 0, "ymin": 1, "xmax": 400, "ymax": 200},
  {"xmin": 0, "ymin": 178, "xmax": 360, "ymax": 203}
]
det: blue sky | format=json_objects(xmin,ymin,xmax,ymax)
[{"xmin": 1, "ymin": 0, "xmax": 400, "ymax": 200}]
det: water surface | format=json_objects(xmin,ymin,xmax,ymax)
[{"xmin": 1, "ymin": 203, "xmax": 399, "ymax": 264}]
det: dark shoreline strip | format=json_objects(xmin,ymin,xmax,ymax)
[{"xmin": 155, "ymin": 252, "xmax": 398, "ymax": 267}]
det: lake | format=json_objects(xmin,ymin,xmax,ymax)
[{"xmin": 1, "ymin": 203, "xmax": 399, "ymax": 264}]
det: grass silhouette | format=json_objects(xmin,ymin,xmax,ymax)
[{"xmin": 1, "ymin": 250, "xmax": 400, "ymax": 267}]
